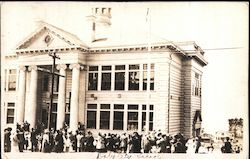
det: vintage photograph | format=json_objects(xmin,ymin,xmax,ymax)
[{"xmin": 1, "ymin": 2, "xmax": 248, "ymax": 159}]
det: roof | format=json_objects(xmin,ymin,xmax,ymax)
[{"xmin": 13, "ymin": 21, "xmax": 207, "ymax": 66}]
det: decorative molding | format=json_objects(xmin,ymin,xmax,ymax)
[
  {"xmin": 69, "ymin": 63, "xmax": 81, "ymax": 70},
  {"xmin": 19, "ymin": 66, "xmax": 27, "ymax": 71},
  {"xmin": 56, "ymin": 64, "xmax": 67, "ymax": 70},
  {"xmin": 28, "ymin": 65, "xmax": 38, "ymax": 71}
]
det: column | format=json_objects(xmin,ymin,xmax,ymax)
[
  {"xmin": 69, "ymin": 64, "xmax": 80, "ymax": 131},
  {"xmin": 56, "ymin": 64, "xmax": 67, "ymax": 130},
  {"xmin": 25, "ymin": 65, "xmax": 38, "ymax": 129},
  {"xmin": 16, "ymin": 66, "xmax": 26, "ymax": 124}
]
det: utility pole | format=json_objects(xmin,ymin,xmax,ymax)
[{"xmin": 47, "ymin": 52, "xmax": 60, "ymax": 129}]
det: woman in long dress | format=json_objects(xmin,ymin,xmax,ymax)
[
  {"xmin": 11, "ymin": 131, "xmax": 19, "ymax": 153},
  {"xmin": 186, "ymin": 138, "xmax": 196, "ymax": 154}
]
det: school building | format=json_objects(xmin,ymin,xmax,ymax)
[{"xmin": 1, "ymin": 7, "xmax": 207, "ymax": 138}]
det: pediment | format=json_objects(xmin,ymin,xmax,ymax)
[{"xmin": 16, "ymin": 22, "xmax": 87, "ymax": 50}]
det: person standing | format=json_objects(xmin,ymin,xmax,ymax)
[
  {"xmin": 120, "ymin": 133, "xmax": 128, "ymax": 153},
  {"xmin": 17, "ymin": 129, "xmax": 25, "ymax": 152},
  {"xmin": 4, "ymin": 128, "xmax": 12, "ymax": 152},
  {"xmin": 86, "ymin": 131, "xmax": 95, "ymax": 152},
  {"xmin": 95, "ymin": 133, "xmax": 106, "ymax": 153},
  {"xmin": 195, "ymin": 136, "xmax": 201, "ymax": 153},
  {"xmin": 224, "ymin": 137, "xmax": 232, "ymax": 153},
  {"xmin": 30, "ymin": 128, "xmax": 37, "ymax": 152}
]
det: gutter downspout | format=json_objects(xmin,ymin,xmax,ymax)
[{"xmin": 167, "ymin": 53, "xmax": 173, "ymax": 134}]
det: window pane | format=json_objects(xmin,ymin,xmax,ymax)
[
  {"xmin": 128, "ymin": 105, "xmax": 138, "ymax": 110},
  {"xmin": 7, "ymin": 109, "xmax": 15, "ymax": 124},
  {"xmin": 52, "ymin": 103, "xmax": 57, "ymax": 112},
  {"xmin": 114, "ymin": 104, "xmax": 124, "ymax": 109},
  {"xmin": 143, "ymin": 64, "xmax": 147, "ymax": 70},
  {"xmin": 89, "ymin": 66, "xmax": 98, "ymax": 71},
  {"xmin": 150, "ymin": 105, "xmax": 154, "ymax": 110},
  {"xmin": 149, "ymin": 112, "xmax": 154, "ymax": 131},
  {"xmin": 101, "ymin": 104, "xmax": 110, "ymax": 109},
  {"xmin": 149, "ymin": 123, "xmax": 153, "ymax": 131},
  {"xmin": 100, "ymin": 111, "xmax": 110, "ymax": 129},
  {"xmin": 128, "ymin": 112, "xmax": 138, "ymax": 130},
  {"xmin": 7, "ymin": 103, "xmax": 15, "ymax": 107},
  {"xmin": 101, "ymin": 73, "xmax": 111, "ymax": 90},
  {"xmin": 150, "ymin": 71, "xmax": 154, "ymax": 90},
  {"xmin": 142, "ymin": 112, "xmax": 146, "ymax": 131},
  {"xmin": 113, "ymin": 111, "xmax": 124, "ymax": 130},
  {"xmin": 102, "ymin": 66, "xmax": 111, "ymax": 71},
  {"xmin": 7, "ymin": 109, "xmax": 14, "ymax": 116},
  {"xmin": 65, "ymin": 103, "xmax": 70, "ymax": 113},
  {"xmin": 142, "ymin": 105, "xmax": 146, "ymax": 110},
  {"xmin": 43, "ymin": 75, "xmax": 49, "ymax": 91},
  {"xmin": 129, "ymin": 65, "xmax": 139, "ymax": 70},
  {"xmin": 115, "ymin": 65, "xmax": 125, "ymax": 70},
  {"xmin": 87, "ymin": 111, "xmax": 96, "ymax": 128},
  {"xmin": 87, "ymin": 104, "xmax": 97, "ymax": 109},
  {"xmin": 7, "ymin": 117, "xmax": 14, "ymax": 124},
  {"xmin": 8, "ymin": 74, "xmax": 16, "ymax": 91},
  {"xmin": 151, "ymin": 64, "xmax": 155, "ymax": 70},
  {"xmin": 115, "ymin": 72, "xmax": 125, "ymax": 90},
  {"xmin": 143, "ymin": 71, "xmax": 147, "ymax": 90},
  {"xmin": 88, "ymin": 73, "xmax": 98, "ymax": 90},
  {"xmin": 149, "ymin": 112, "xmax": 153, "ymax": 121},
  {"xmin": 129, "ymin": 72, "xmax": 139, "ymax": 90}
]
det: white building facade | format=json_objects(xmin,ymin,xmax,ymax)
[{"xmin": 1, "ymin": 7, "xmax": 207, "ymax": 138}]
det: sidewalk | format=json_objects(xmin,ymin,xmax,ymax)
[{"xmin": 2, "ymin": 152, "xmax": 246, "ymax": 159}]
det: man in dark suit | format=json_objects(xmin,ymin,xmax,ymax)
[{"xmin": 31, "ymin": 128, "xmax": 37, "ymax": 152}]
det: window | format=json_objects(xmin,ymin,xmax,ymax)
[
  {"xmin": 87, "ymin": 104, "xmax": 97, "ymax": 128},
  {"xmin": 6, "ymin": 103, "xmax": 15, "ymax": 124},
  {"xmin": 65, "ymin": 103, "xmax": 70, "ymax": 125},
  {"xmin": 43, "ymin": 75, "xmax": 49, "ymax": 91},
  {"xmin": 150, "ymin": 64, "xmax": 155, "ymax": 90},
  {"xmin": 129, "ymin": 65, "xmax": 140, "ymax": 90},
  {"xmin": 142, "ymin": 111, "xmax": 146, "ymax": 131},
  {"xmin": 100, "ymin": 104, "xmax": 110, "ymax": 129},
  {"xmin": 113, "ymin": 104, "xmax": 124, "ymax": 130},
  {"xmin": 101, "ymin": 66, "xmax": 111, "ymax": 90},
  {"xmin": 8, "ymin": 69, "xmax": 16, "ymax": 91},
  {"xmin": 54, "ymin": 75, "xmax": 60, "ymax": 92},
  {"xmin": 50, "ymin": 103, "xmax": 58, "ymax": 128},
  {"xmin": 193, "ymin": 73, "xmax": 200, "ymax": 96},
  {"xmin": 86, "ymin": 104, "xmax": 153, "ymax": 131},
  {"xmin": 143, "ymin": 64, "xmax": 147, "ymax": 90},
  {"xmin": 141, "ymin": 104, "xmax": 154, "ymax": 131},
  {"xmin": 143, "ymin": 64, "xmax": 154, "ymax": 91},
  {"xmin": 115, "ymin": 65, "xmax": 125, "ymax": 90},
  {"xmin": 149, "ymin": 104, "xmax": 154, "ymax": 131},
  {"xmin": 88, "ymin": 66, "xmax": 98, "ymax": 90},
  {"xmin": 127, "ymin": 104, "xmax": 139, "ymax": 130}
]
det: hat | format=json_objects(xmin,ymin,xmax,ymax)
[{"xmin": 44, "ymin": 129, "xmax": 49, "ymax": 133}]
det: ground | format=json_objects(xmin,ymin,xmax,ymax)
[{"xmin": 2, "ymin": 152, "xmax": 245, "ymax": 159}]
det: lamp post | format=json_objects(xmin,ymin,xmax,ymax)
[{"xmin": 47, "ymin": 52, "xmax": 60, "ymax": 129}]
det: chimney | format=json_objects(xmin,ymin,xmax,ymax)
[{"xmin": 86, "ymin": 7, "xmax": 112, "ymax": 42}]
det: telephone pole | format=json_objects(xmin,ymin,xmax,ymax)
[{"xmin": 47, "ymin": 52, "xmax": 60, "ymax": 129}]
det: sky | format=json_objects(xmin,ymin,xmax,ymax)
[{"xmin": 1, "ymin": 2, "xmax": 249, "ymax": 135}]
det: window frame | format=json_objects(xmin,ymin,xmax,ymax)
[
  {"xmin": 6, "ymin": 102, "xmax": 15, "ymax": 124},
  {"xmin": 88, "ymin": 66, "xmax": 99, "ymax": 91}
]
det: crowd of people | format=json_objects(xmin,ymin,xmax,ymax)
[{"xmin": 4, "ymin": 121, "xmax": 238, "ymax": 154}]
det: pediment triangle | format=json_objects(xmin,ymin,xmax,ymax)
[{"xmin": 16, "ymin": 22, "xmax": 86, "ymax": 50}]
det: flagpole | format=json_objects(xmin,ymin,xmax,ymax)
[{"xmin": 146, "ymin": 8, "xmax": 151, "ymax": 133}]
